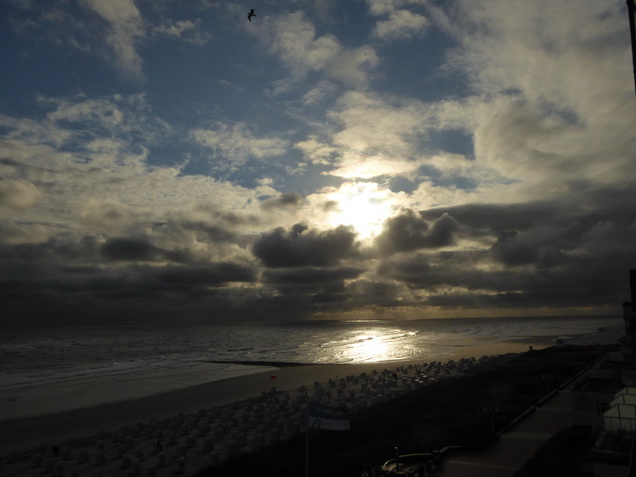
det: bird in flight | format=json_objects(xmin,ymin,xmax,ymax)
[{"xmin": 247, "ymin": 9, "xmax": 256, "ymax": 23}]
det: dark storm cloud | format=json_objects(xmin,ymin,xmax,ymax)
[
  {"xmin": 491, "ymin": 231, "xmax": 539, "ymax": 267},
  {"xmin": 0, "ymin": 236, "xmax": 100, "ymax": 262},
  {"xmin": 491, "ymin": 231, "xmax": 569, "ymax": 268},
  {"xmin": 419, "ymin": 181, "xmax": 636, "ymax": 238},
  {"xmin": 181, "ymin": 222, "xmax": 237, "ymax": 243},
  {"xmin": 152, "ymin": 210, "xmax": 260, "ymax": 246},
  {"xmin": 0, "ymin": 256, "xmax": 254, "ymax": 296},
  {"xmin": 420, "ymin": 185, "xmax": 636, "ymax": 253},
  {"xmin": 0, "ymin": 244, "xmax": 259, "ymax": 324},
  {"xmin": 379, "ymin": 187, "xmax": 636, "ymax": 306},
  {"xmin": 377, "ymin": 253, "xmax": 436, "ymax": 288},
  {"xmin": 100, "ymin": 237, "xmax": 161, "ymax": 261},
  {"xmin": 343, "ymin": 279, "xmax": 406, "ymax": 309},
  {"xmin": 262, "ymin": 266, "xmax": 362, "ymax": 285},
  {"xmin": 419, "ymin": 202, "xmax": 559, "ymax": 232},
  {"xmin": 185, "ymin": 208, "xmax": 262, "ymax": 229},
  {"xmin": 253, "ymin": 224, "xmax": 358, "ymax": 268},
  {"xmin": 377, "ymin": 220, "xmax": 635, "ymax": 312},
  {"xmin": 374, "ymin": 209, "xmax": 460, "ymax": 255},
  {"xmin": 262, "ymin": 267, "xmax": 357, "ymax": 304},
  {"xmin": 377, "ymin": 252, "xmax": 553, "ymax": 297},
  {"xmin": 259, "ymin": 271, "xmax": 402, "ymax": 315},
  {"xmin": 422, "ymin": 266, "xmax": 628, "ymax": 311},
  {"xmin": 100, "ymin": 237, "xmax": 192, "ymax": 263},
  {"xmin": 156, "ymin": 263, "xmax": 256, "ymax": 286}
]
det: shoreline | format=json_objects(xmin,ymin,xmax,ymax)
[
  {"xmin": 0, "ymin": 338, "xmax": 548, "ymax": 424},
  {"xmin": 0, "ymin": 339, "xmax": 544, "ymax": 457},
  {"xmin": 0, "ymin": 326, "xmax": 623, "ymax": 458}
]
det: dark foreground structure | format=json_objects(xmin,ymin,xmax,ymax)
[
  {"xmin": 195, "ymin": 345, "xmax": 612, "ymax": 477},
  {"xmin": 628, "ymin": 0, "xmax": 636, "ymax": 96}
]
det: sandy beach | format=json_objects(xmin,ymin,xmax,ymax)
[
  {"xmin": 0, "ymin": 327, "xmax": 622, "ymax": 476},
  {"xmin": 0, "ymin": 338, "xmax": 561, "ymax": 453}
]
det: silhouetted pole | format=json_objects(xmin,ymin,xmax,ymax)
[
  {"xmin": 556, "ymin": 342, "xmax": 560, "ymax": 383},
  {"xmin": 306, "ymin": 428, "xmax": 309, "ymax": 477},
  {"xmin": 630, "ymin": 425, "xmax": 636, "ymax": 476},
  {"xmin": 628, "ymin": 0, "xmax": 636, "ymax": 98}
]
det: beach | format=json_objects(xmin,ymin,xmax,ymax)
[
  {"xmin": 0, "ymin": 326, "xmax": 623, "ymax": 476},
  {"xmin": 0, "ymin": 342, "xmax": 531, "ymax": 446}
]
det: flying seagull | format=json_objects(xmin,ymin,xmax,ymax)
[{"xmin": 247, "ymin": 9, "xmax": 256, "ymax": 23}]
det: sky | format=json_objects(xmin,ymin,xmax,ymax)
[{"xmin": 1, "ymin": 0, "xmax": 635, "ymax": 325}]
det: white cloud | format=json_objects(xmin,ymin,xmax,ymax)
[
  {"xmin": 0, "ymin": 96, "xmax": 170, "ymax": 177},
  {"xmin": 446, "ymin": 1, "xmax": 632, "ymax": 110},
  {"xmin": 0, "ymin": 97, "xmax": 279, "ymax": 249},
  {"xmin": 7, "ymin": 0, "xmax": 145, "ymax": 78},
  {"xmin": 45, "ymin": 97, "xmax": 125, "ymax": 128},
  {"xmin": 367, "ymin": 0, "xmax": 427, "ymax": 16},
  {"xmin": 294, "ymin": 136, "xmax": 339, "ymax": 165},
  {"xmin": 410, "ymin": 0, "xmax": 636, "ymax": 204},
  {"xmin": 0, "ymin": 179, "xmax": 41, "ymax": 217},
  {"xmin": 366, "ymin": 0, "xmax": 429, "ymax": 41},
  {"xmin": 11, "ymin": 1, "xmax": 213, "ymax": 78},
  {"xmin": 408, "ymin": 180, "xmax": 473, "ymax": 209},
  {"xmin": 79, "ymin": 0, "xmax": 145, "ymax": 78},
  {"xmin": 78, "ymin": 198, "xmax": 141, "ymax": 234},
  {"xmin": 152, "ymin": 19, "xmax": 209, "ymax": 45},
  {"xmin": 0, "ymin": 134, "xmax": 270, "ymax": 249},
  {"xmin": 327, "ymin": 45, "xmax": 380, "ymax": 85},
  {"xmin": 0, "ymin": 115, "xmax": 72, "ymax": 148},
  {"xmin": 301, "ymin": 80, "xmax": 339, "ymax": 106},
  {"xmin": 317, "ymin": 91, "xmax": 431, "ymax": 178},
  {"xmin": 255, "ymin": 11, "xmax": 379, "ymax": 87},
  {"xmin": 264, "ymin": 12, "xmax": 339, "ymax": 75},
  {"xmin": 296, "ymin": 92, "xmax": 477, "ymax": 181},
  {"xmin": 191, "ymin": 122, "xmax": 288, "ymax": 169},
  {"xmin": 372, "ymin": 9, "xmax": 428, "ymax": 41},
  {"xmin": 329, "ymin": 153, "xmax": 418, "ymax": 180},
  {"xmin": 294, "ymin": 0, "xmax": 636, "ymax": 207}
]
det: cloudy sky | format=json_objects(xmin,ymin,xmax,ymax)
[{"xmin": 1, "ymin": 0, "xmax": 635, "ymax": 324}]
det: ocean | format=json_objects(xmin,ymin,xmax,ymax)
[{"xmin": 0, "ymin": 315, "xmax": 623, "ymax": 395}]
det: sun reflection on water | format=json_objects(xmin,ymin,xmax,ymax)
[{"xmin": 340, "ymin": 330, "xmax": 418, "ymax": 363}]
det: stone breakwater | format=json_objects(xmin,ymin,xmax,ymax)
[{"xmin": 0, "ymin": 355, "xmax": 506, "ymax": 477}]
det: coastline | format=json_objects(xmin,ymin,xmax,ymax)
[
  {"xmin": 0, "ymin": 338, "xmax": 548, "ymax": 424},
  {"xmin": 0, "ymin": 339, "xmax": 542, "ymax": 457},
  {"xmin": 0, "ymin": 325, "xmax": 623, "ymax": 459}
]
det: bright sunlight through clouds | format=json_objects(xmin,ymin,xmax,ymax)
[{"xmin": 324, "ymin": 182, "xmax": 399, "ymax": 240}]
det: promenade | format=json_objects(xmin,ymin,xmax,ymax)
[{"xmin": 440, "ymin": 386, "xmax": 575, "ymax": 476}]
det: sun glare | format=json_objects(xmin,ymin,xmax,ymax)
[
  {"xmin": 325, "ymin": 182, "xmax": 396, "ymax": 239},
  {"xmin": 344, "ymin": 333, "xmax": 392, "ymax": 362}
]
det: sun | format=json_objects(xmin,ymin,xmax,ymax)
[{"xmin": 324, "ymin": 182, "xmax": 396, "ymax": 239}]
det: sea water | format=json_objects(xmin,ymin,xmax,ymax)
[{"xmin": 0, "ymin": 315, "xmax": 623, "ymax": 395}]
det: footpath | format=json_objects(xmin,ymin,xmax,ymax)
[{"xmin": 439, "ymin": 387, "xmax": 574, "ymax": 476}]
